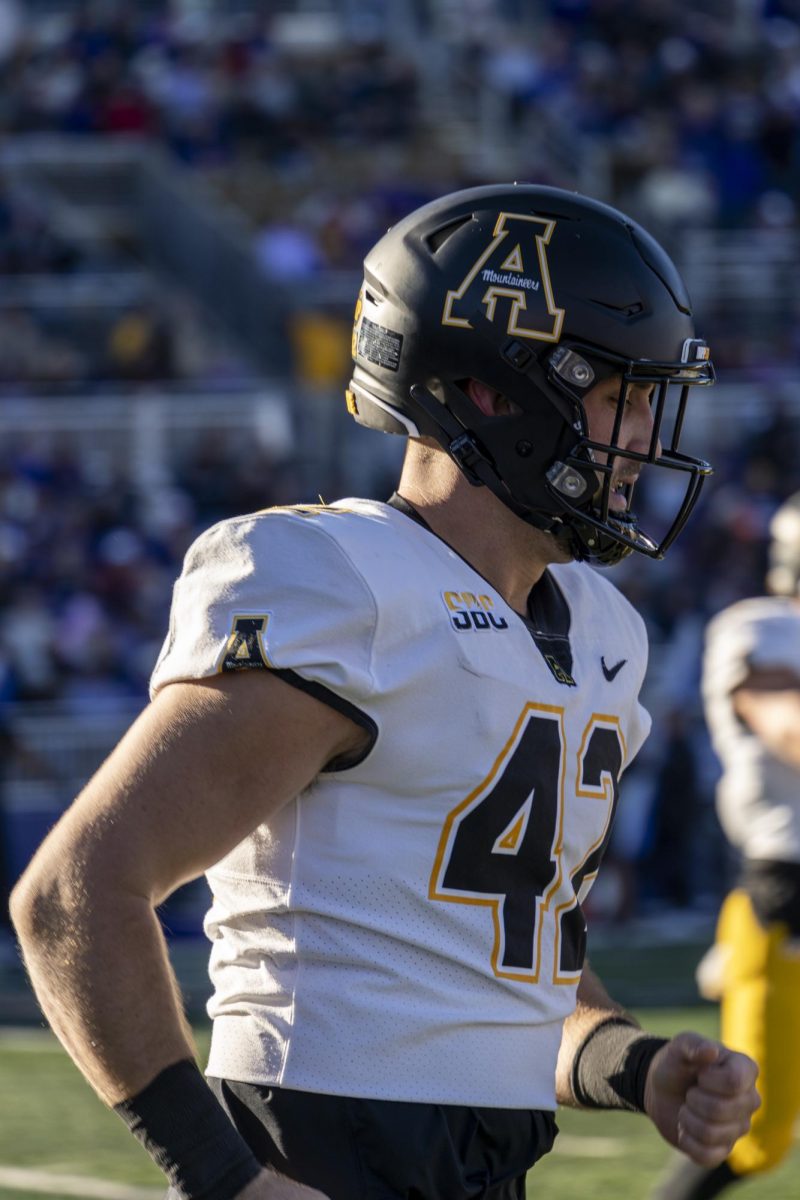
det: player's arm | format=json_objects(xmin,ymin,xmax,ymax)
[
  {"xmin": 10, "ymin": 668, "xmax": 363, "ymax": 1198},
  {"xmin": 556, "ymin": 963, "xmax": 760, "ymax": 1167},
  {"xmin": 731, "ymin": 664, "xmax": 800, "ymax": 768},
  {"xmin": 554, "ymin": 959, "xmax": 640, "ymax": 1106}
]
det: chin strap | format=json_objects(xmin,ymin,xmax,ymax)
[
  {"xmin": 408, "ymin": 384, "xmax": 555, "ymax": 519},
  {"xmin": 407, "ymin": 384, "xmax": 584, "ymax": 562},
  {"xmin": 407, "ymin": 383, "xmax": 644, "ymax": 566},
  {"xmin": 408, "ymin": 385, "xmax": 496, "ymax": 485}
]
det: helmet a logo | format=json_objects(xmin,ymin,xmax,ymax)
[{"xmin": 442, "ymin": 213, "xmax": 565, "ymax": 343}]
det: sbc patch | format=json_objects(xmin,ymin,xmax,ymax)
[{"xmin": 442, "ymin": 590, "xmax": 509, "ymax": 632}]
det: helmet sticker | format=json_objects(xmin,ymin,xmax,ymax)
[
  {"xmin": 357, "ymin": 315, "xmax": 403, "ymax": 372},
  {"xmin": 442, "ymin": 212, "xmax": 565, "ymax": 343}
]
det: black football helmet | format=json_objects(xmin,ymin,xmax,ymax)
[{"xmin": 346, "ymin": 183, "xmax": 714, "ymax": 565}]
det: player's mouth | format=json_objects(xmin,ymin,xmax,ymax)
[{"xmin": 608, "ymin": 473, "xmax": 639, "ymax": 512}]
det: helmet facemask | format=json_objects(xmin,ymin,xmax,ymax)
[
  {"xmin": 400, "ymin": 336, "xmax": 714, "ymax": 568},
  {"xmin": 534, "ymin": 339, "xmax": 715, "ymax": 564}
]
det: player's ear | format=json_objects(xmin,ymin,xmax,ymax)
[{"xmin": 465, "ymin": 378, "xmax": 517, "ymax": 417}]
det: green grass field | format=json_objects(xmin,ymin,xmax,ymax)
[{"xmin": 0, "ymin": 1008, "xmax": 798, "ymax": 1200}]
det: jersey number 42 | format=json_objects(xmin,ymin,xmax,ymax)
[{"xmin": 429, "ymin": 702, "xmax": 624, "ymax": 986}]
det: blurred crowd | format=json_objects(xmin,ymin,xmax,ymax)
[
  {"xmin": 1, "ymin": 2, "xmax": 800, "ymax": 277},
  {"xmin": 0, "ymin": 294, "xmax": 252, "ymax": 391},
  {"xmin": 0, "ymin": 165, "xmax": 253, "ymax": 389},
  {"xmin": 0, "ymin": 1, "xmax": 799, "ymax": 387},
  {"xmin": 0, "ymin": 430, "xmax": 303, "ymax": 711}
]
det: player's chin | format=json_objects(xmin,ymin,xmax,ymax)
[
  {"xmin": 551, "ymin": 541, "xmax": 575, "ymax": 565},
  {"xmin": 538, "ymin": 527, "xmax": 575, "ymax": 565}
]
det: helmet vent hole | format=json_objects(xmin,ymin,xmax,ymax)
[{"xmin": 426, "ymin": 215, "xmax": 472, "ymax": 253}]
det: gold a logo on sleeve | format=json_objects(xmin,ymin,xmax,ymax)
[
  {"xmin": 218, "ymin": 613, "xmax": 273, "ymax": 672},
  {"xmin": 442, "ymin": 213, "xmax": 565, "ymax": 343}
]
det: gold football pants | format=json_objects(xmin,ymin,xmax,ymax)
[{"xmin": 716, "ymin": 888, "xmax": 800, "ymax": 1174}]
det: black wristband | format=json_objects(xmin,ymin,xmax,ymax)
[
  {"xmin": 113, "ymin": 1059, "xmax": 262, "ymax": 1200},
  {"xmin": 571, "ymin": 1016, "xmax": 668, "ymax": 1113}
]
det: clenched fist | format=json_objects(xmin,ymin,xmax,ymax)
[{"xmin": 644, "ymin": 1032, "xmax": 760, "ymax": 1166}]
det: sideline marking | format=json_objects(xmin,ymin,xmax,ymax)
[
  {"xmin": 553, "ymin": 1134, "xmax": 627, "ymax": 1157},
  {"xmin": 0, "ymin": 1166, "xmax": 163, "ymax": 1198}
]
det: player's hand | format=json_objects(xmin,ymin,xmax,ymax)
[
  {"xmin": 643, "ymin": 1032, "xmax": 760, "ymax": 1167},
  {"xmin": 234, "ymin": 1168, "xmax": 331, "ymax": 1199}
]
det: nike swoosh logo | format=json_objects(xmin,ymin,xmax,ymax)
[{"xmin": 601, "ymin": 656, "xmax": 627, "ymax": 682}]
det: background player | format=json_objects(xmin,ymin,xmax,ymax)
[
  {"xmin": 652, "ymin": 492, "xmax": 800, "ymax": 1200},
  {"xmin": 11, "ymin": 184, "xmax": 759, "ymax": 1200}
]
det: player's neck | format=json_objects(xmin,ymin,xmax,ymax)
[{"xmin": 397, "ymin": 449, "xmax": 567, "ymax": 615}]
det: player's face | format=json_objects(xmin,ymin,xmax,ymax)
[{"xmin": 582, "ymin": 375, "xmax": 658, "ymax": 512}]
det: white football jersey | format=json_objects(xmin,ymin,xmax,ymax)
[
  {"xmin": 702, "ymin": 596, "xmax": 800, "ymax": 863},
  {"xmin": 151, "ymin": 498, "xmax": 651, "ymax": 1108}
]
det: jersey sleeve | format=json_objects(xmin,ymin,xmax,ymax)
[
  {"xmin": 150, "ymin": 511, "xmax": 378, "ymax": 716},
  {"xmin": 703, "ymin": 603, "xmax": 800, "ymax": 701}
]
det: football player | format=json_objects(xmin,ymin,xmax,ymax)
[
  {"xmin": 11, "ymin": 184, "xmax": 759, "ymax": 1200},
  {"xmin": 651, "ymin": 492, "xmax": 800, "ymax": 1200}
]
